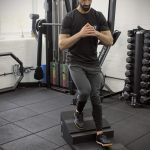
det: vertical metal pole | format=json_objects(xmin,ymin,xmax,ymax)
[
  {"xmin": 45, "ymin": 0, "xmax": 53, "ymax": 88},
  {"xmin": 107, "ymin": 0, "xmax": 116, "ymax": 33},
  {"xmin": 64, "ymin": 0, "xmax": 71, "ymax": 12},
  {"xmin": 133, "ymin": 31, "xmax": 144, "ymax": 103},
  {"xmin": 72, "ymin": 0, "xmax": 78, "ymax": 10}
]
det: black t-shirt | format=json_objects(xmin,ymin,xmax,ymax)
[{"xmin": 60, "ymin": 8, "xmax": 109, "ymax": 66}]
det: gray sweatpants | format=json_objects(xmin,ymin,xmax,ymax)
[{"xmin": 68, "ymin": 63, "xmax": 102, "ymax": 131}]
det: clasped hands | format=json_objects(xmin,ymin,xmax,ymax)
[{"xmin": 79, "ymin": 22, "xmax": 99, "ymax": 38}]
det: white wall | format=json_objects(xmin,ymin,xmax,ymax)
[
  {"xmin": 0, "ymin": 0, "xmax": 46, "ymax": 90},
  {"xmin": 0, "ymin": 38, "xmax": 38, "ymax": 90},
  {"xmin": 0, "ymin": 0, "xmax": 150, "ymax": 91}
]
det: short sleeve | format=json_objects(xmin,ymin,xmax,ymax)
[
  {"xmin": 97, "ymin": 12, "xmax": 109, "ymax": 31},
  {"xmin": 60, "ymin": 13, "xmax": 72, "ymax": 34}
]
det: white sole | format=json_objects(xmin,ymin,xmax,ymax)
[
  {"xmin": 96, "ymin": 141, "xmax": 112, "ymax": 147},
  {"xmin": 74, "ymin": 121, "xmax": 84, "ymax": 130}
]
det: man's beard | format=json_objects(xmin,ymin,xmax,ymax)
[{"xmin": 80, "ymin": 4, "xmax": 91, "ymax": 12}]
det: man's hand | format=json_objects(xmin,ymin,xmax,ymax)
[{"xmin": 78, "ymin": 23, "xmax": 98, "ymax": 38}]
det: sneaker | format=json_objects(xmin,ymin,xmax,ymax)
[
  {"xmin": 96, "ymin": 134, "xmax": 112, "ymax": 147},
  {"xmin": 74, "ymin": 111, "xmax": 84, "ymax": 129}
]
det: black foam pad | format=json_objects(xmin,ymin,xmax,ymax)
[{"xmin": 34, "ymin": 66, "xmax": 43, "ymax": 80}]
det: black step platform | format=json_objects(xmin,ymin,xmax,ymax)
[
  {"xmin": 72, "ymin": 142, "xmax": 129, "ymax": 150},
  {"xmin": 61, "ymin": 109, "xmax": 114, "ymax": 146}
]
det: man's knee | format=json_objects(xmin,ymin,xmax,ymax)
[{"xmin": 79, "ymin": 88, "xmax": 91, "ymax": 99}]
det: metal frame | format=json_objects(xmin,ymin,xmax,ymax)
[
  {"xmin": 0, "ymin": 52, "xmax": 24, "ymax": 93},
  {"xmin": 45, "ymin": 0, "xmax": 73, "ymax": 89}
]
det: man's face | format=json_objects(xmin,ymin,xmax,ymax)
[{"xmin": 79, "ymin": 0, "xmax": 92, "ymax": 12}]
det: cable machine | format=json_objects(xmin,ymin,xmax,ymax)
[
  {"xmin": 43, "ymin": 0, "xmax": 76, "ymax": 93},
  {"xmin": 32, "ymin": 0, "xmax": 121, "ymax": 97}
]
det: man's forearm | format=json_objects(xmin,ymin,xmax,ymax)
[
  {"xmin": 96, "ymin": 31, "xmax": 113, "ymax": 46},
  {"xmin": 59, "ymin": 33, "xmax": 81, "ymax": 50}
]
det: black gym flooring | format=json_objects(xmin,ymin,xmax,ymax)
[{"xmin": 0, "ymin": 87, "xmax": 150, "ymax": 150}]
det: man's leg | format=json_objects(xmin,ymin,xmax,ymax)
[
  {"xmin": 68, "ymin": 64, "xmax": 91, "ymax": 129},
  {"xmin": 86, "ymin": 66, "xmax": 112, "ymax": 147}
]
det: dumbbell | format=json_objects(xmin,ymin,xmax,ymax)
[
  {"xmin": 144, "ymin": 32, "xmax": 150, "ymax": 38},
  {"xmin": 126, "ymin": 63, "xmax": 134, "ymax": 70},
  {"xmin": 141, "ymin": 74, "xmax": 150, "ymax": 82},
  {"xmin": 126, "ymin": 57, "xmax": 135, "ymax": 63},
  {"xmin": 142, "ymin": 59, "xmax": 150, "ymax": 65},
  {"xmin": 140, "ymin": 89, "xmax": 150, "ymax": 96},
  {"xmin": 127, "ymin": 37, "xmax": 135, "ymax": 43},
  {"xmin": 124, "ymin": 84, "xmax": 132, "ymax": 92},
  {"xmin": 140, "ymin": 96, "xmax": 150, "ymax": 103},
  {"xmin": 125, "ymin": 77, "xmax": 133, "ymax": 84},
  {"xmin": 143, "ymin": 52, "xmax": 150, "ymax": 60},
  {"xmin": 127, "ymin": 50, "xmax": 134, "ymax": 57},
  {"xmin": 143, "ymin": 46, "xmax": 150, "ymax": 53},
  {"xmin": 127, "ymin": 30, "xmax": 136, "ymax": 37},
  {"xmin": 143, "ymin": 52, "xmax": 150, "ymax": 59},
  {"xmin": 127, "ymin": 44, "xmax": 135, "ymax": 50},
  {"xmin": 140, "ymin": 81, "xmax": 150, "ymax": 89},
  {"xmin": 142, "ymin": 66, "xmax": 150, "ymax": 73},
  {"xmin": 123, "ymin": 91, "xmax": 131, "ymax": 100},
  {"xmin": 125, "ymin": 70, "xmax": 134, "ymax": 77},
  {"xmin": 144, "ymin": 39, "xmax": 150, "ymax": 45}
]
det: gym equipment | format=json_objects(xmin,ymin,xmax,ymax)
[
  {"xmin": 125, "ymin": 77, "xmax": 133, "ymax": 84},
  {"xmin": 143, "ymin": 52, "xmax": 150, "ymax": 59},
  {"xmin": 29, "ymin": 0, "xmax": 76, "ymax": 93},
  {"xmin": 50, "ymin": 0, "xmax": 60, "ymax": 87},
  {"xmin": 96, "ymin": 0, "xmax": 122, "ymax": 100},
  {"xmin": 141, "ymin": 74, "xmax": 150, "ymax": 82},
  {"xmin": 127, "ymin": 44, "xmax": 135, "ymax": 50},
  {"xmin": 132, "ymin": 31, "xmax": 144, "ymax": 105},
  {"xmin": 97, "ymin": 30, "xmax": 121, "ymax": 100},
  {"xmin": 127, "ymin": 37, "xmax": 135, "ymax": 43},
  {"xmin": 144, "ymin": 38, "xmax": 150, "ymax": 44},
  {"xmin": 124, "ymin": 84, "xmax": 132, "ymax": 92},
  {"xmin": 34, "ymin": 19, "xmax": 47, "ymax": 80},
  {"xmin": 140, "ymin": 96, "xmax": 150, "ymax": 103},
  {"xmin": 142, "ymin": 66, "xmax": 150, "ymax": 73},
  {"xmin": 144, "ymin": 32, "xmax": 150, "ymax": 38},
  {"xmin": 29, "ymin": 13, "xmax": 39, "ymax": 39},
  {"xmin": 125, "ymin": 70, "xmax": 133, "ymax": 77},
  {"xmin": 127, "ymin": 50, "xmax": 134, "ymax": 57},
  {"xmin": 0, "ymin": 52, "xmax": 24, "ymax": 93},
  {"xmin": 140, "ymin": 81, "xmax": 150, "ymax": 89},
  {"xmin": 98, "ymin": 30, "xmax": 121, "ymax": 67},
  {"xmin": 44, "ymin": 0, "xmax": 72, "ymax": 88},
  {"xmin": 121, "ymin": 28, "xmax": 150, "ymax": 106},
  {"xmin": 143, "ymin": 46, "xmax": 150, "ymax": 53},
  {"xmin": 60, "ymin": 50, "xmax": 70, "ymax": 88},
  {"xmin": 142, "ymin": 59, "xmax": 150, "ymax": 65},
  {"xmin": 126, "ymin": 63, "xmax": 134, "ymax": 70},
  {"xmin": 140, "ymin": 89, "xmax": 150, "ymax": 96},
  {"xmin": 127, "ymin": 30, "xmax": 136, "ymax": 37},
  {"xmin": 42, "ymin": 23, "xmax": 61, "ymax": 26},
  {"xmin": 61, "ymin": 109, "xmax": 114, "ymax": 147},
  {"xmin": 123, "ymin": 91, "xmax": 131, "ymax": 101},
  {"xmin": 126, "ymin": 57, "xmax": 134, "ymax": 63}
]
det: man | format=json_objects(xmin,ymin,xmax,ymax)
[{"xmin": 59, "ymin": 0, "xmax": 113, "ymax": 147}]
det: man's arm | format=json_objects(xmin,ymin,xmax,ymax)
[
  {"xmin": 87, "ymin": 23, "xmax": 113, "ymax": 46},
  {"xmin": 59, "ymin": 33, "xmax": 81, "ymax": 50},
  {"xmin": 96, "ymin": 30, "xmax": 113, "ymax": 46}
]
